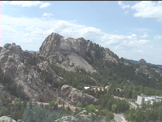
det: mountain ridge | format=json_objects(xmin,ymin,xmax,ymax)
[
  {"xmin": 124, "ymin": 58, "xmax": 162, "ymax": 69},
  {"xmin": 0, "ymin": 32, "xmax": 162, "ymax": 122},
  {"xmin": 0, "ymin": 32, "xmax": 162, "ymax": 102}
]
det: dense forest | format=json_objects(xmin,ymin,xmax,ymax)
[
  {"xmin": 124, "ymin": 101, "xmax": 162, "ymax": 122},
  {"xmin": 50, "ymin": 61, "xmax": 162, "ymax": 99}
]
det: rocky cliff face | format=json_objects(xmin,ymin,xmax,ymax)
[
  {"xmin": 39, "ymin": 33, "xmax": 118, "ymax": 73},
  {"xmin": 0, "ymin": 33, "xmax": 116, "ymax": 102},
  {"xmin": 0, "ymin": 43, "xmax": 62, "ymax": 102},
  {"xmin": 1, "ymin": 32, "xmax": 161, "ymax": 103}
]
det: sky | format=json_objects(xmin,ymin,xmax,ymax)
[{"xmin": 1, "ymin": 1, "xmax": 162, "ymax": 65}]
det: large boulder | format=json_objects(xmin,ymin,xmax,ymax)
[
  {"xmin": 60, "ymin": 85, "xmax": 98, "ymax": 105},
  {"xmin": 54, "ymin": 115, "xmax": 78, "ymax": 122},
  {"xmin": 0, "ymin": 116, "xmax": 16, "ymax": 122},
  {"xmin": 54, "ymin": 110, "xmax": 108, "ymax": 122}
]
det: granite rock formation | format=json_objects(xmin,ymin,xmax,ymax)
[{"xmin": 60, "ymin": 85, "xmax": 98, "ymax": 105}]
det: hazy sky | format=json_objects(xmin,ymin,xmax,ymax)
[{"xmin": 1, "ymin": 1, "xmax": 162, "ymax": 65}]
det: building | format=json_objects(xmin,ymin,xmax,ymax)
[
  {"xmin": 136, "ymin": 95, "xmax": 145, "ymax": 105},
  {"xmin": 84, "ymin": 86, "xmax": 90, "ymax": 90},
  {"xmin": 136, "ymin": 95, "xmax": 162, "ymax": 105}
]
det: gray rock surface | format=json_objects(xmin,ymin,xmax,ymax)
[
  {"xmin": 0, "ymin": 43, "xmax": 60, "ymax": 102},
  {"xmin": 0, "ymin": 47, "xmax": 3, "ymax": 52},
  {"xmin": 54, "ymin": 110, "xmax": 108, "ymax": 122},
  {"xmin": 39, "ymin": 33, "xmax": 118, "ymax": 73},
  {"xmin": 0, "ymin": 116, "xmax": 16, "ymax": 122},
  {"xmin": 54, "ymin": 115, "xmax": 78, "ymax": 122},
  {"xmin": 135, "ymin": 61, "xmax": 162, "ymax": 80},
  {"xmin": 135, "ymin": 65, "xmax": 150, "ymax": 76},
  {"xmin": 60, "ymin": 85, "xmax": 98, "ymax": 105},
  {"xmin": 0, "ymin": 33, "xmax": 118, "ymax": 102},
  {"xmin": 138, "ymin": 59, "xmax": 147, "ymax": 65}
]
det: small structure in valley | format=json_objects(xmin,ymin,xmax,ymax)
[{"xmin": 136, "ymin": 95, "xmax": 162, "ymax": 105}]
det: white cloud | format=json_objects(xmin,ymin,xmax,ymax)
[
  {"xmin": 1, "ymin": 15, "xmax": 162, "ymax": 64},
  {"xmin": 131, "ymin": 1, "xmax": 162, "ymax": 22},
  {"xmin": 2, "ymin": 1, "xmax": 42, "ymax": 7},
  {"xmin": 1, "ymin": 1, "xmax": 9, "ymax": 4},
  {"xmin": 140, "ymin": 33, "xmax": 149, "ymax": 38},
  {"xmin": 154, "ymin": 35, "xmax": 162, "ymax": 40},
  {"xmin": 40, "ymin": 3, "xmax": 51, "ymax": 8},
  {"xmin": 42, "ymin": 13, "xmax": 53, "ymax": 17},
  {"xmin": 124, "ymin": 11, "xmax": 129, "ymax": 15},
  {"xmin": 139, "ymin": 39, "xmax": 150, "ymax": 44},
  {"xmin": 118, "ymin": 1, "xmax": 130, "ymax": 9},
  {"xmin": 1, "ymin": 1, "xmax": 51, "ymax": 8}
]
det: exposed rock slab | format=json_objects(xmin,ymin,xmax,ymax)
[
  {"xmin": 39, "ymin": 33, "xmax": 118, "ymax": 73},
  {"xmin": 60, "ymin": 85, "xmax": 98, "ymax": 105}
]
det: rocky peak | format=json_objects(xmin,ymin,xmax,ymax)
[
  {"xmin": 0, "ymin": 43, "xmax": 24, "ymax": 63},
  {"xmin": 39, "ymin": 32, "xmax": 118, "ymax": 73},
  {"xmin": 39, "ymin": 33, "xmax": 63, "ymax": 58},
  {"xmin": 138, "ymin": 59, "xmax": 147, "ymax": 65},
  {"xmin": 39, "ymin": 32, "xmax": 88, "ymax": 57}
]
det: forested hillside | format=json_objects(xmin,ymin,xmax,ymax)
[{"xmin": 0, "ymin": 33, "xmax": 162, "ymax": 122}]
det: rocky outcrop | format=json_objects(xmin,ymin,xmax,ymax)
[
  {"xmin": 103, "ymin": 48, "xmax": 118, "ymax": 64},
  {"xmin": 1, "ymin": 32, "xmax": 161, "ymax": 105},
  {"xmin": 0, "ymin": 43, "xmax": 62, "ymax": 102},
  {"xmin": 138, "ymin": 59, "xmax": 147, "ymax": 65},
  {"xmin": 135, "ymin": 65, "xmax": 150, "ymax": 76},
  {"xmin": 0, "ymin": 33, "xmax": 119, "ymax": 102},
  {"xmin": 54, "ymin": 115, "xmax": 78, "ymax": 122},
  {"xmin": 54, "ymin": 110, "xmax": 108, "ymax": 122},
  {"xmin": 75, "ymin": 110, "xmax": 92, "ymax": 121},
  {"xmin": 39, "ymin": 33, "xmax": 118, "ymax": 73},
  {"xmin": 0, "ymin": 46, "xmax": 3, "ymax": 52},
  {"xmin": 135, "ymin": 59, "xmax": 162, "ymax": 80},
  {"xmin": 135, "ymin": 64, "xmax": 156, "ymax": 79},
  {"xmin": 0, "ymin": 116, "xmax": 16, "ymax": 122},
  {"xmin": 60, "ymin": 85, "xmax": 98, "ymax": 105}
]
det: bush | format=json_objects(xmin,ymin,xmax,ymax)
[{"xmin": 86, "ymin": 104, "xmax": 96, "ymax": 113}]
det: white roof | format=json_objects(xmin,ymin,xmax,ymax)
[{"xmin": 84, "ymin": 87, "xmax": 90, "ymax": 90}]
